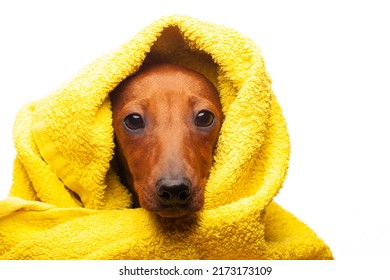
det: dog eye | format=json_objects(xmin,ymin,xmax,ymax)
[
  {"xmin": 195, "ymin": 110, "xmax": 215, "ymax": 128},
  {"xmin": 124, "ymin": 114, "xmax": 145, "ymax": 130}
]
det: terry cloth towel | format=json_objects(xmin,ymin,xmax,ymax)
[{"xmin": 0, "ymin": 15, "xmax": 333, "ymax": 260}]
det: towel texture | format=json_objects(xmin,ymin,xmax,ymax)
[{"xmin": 0, "ymin": 15, "xmax": 332, "ymax": 259}]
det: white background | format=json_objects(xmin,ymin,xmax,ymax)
[{"xmin": 1, "ymin": 0, "xmax": 389, "ymax": 260}]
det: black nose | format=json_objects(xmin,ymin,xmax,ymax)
[{"xmin": 156, "ymin": 178, "xmax": 192, "ymax": 206}]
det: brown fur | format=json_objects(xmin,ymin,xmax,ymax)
[{"xmin": 110, "ymin": 64, "xmax": 222, "ymax": 218}]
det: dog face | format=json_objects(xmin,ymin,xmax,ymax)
[{"xmin": 110, "ymin": 64, "xmax": 222, "ymax": 218}]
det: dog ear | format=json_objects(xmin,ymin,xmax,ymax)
[
  {"xmin": 110, "ymin": 141, "xmax": 140, "ymax": 208},
  {"xmin": 140, "ymin": 54, "xmax": 162, "ymax": 70}
]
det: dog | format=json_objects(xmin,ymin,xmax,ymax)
[{"xmin": 110, "ymin": 63, "xmax": 222, "ymax": 218}]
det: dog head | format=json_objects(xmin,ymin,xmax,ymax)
[{"xmin": 110, "ymin": 64, "xmax": 222, "ymax": 218}]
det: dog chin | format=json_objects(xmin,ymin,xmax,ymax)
[{"xmin": 156, "ymin": 210, "xmax": 188, "ymax": 218}]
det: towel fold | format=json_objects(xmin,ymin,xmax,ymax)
[{"xmin": 0, "ymin": 15, "xmax": 332, "ymax": 259}]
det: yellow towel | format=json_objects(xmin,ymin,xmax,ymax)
[{"xmin": 0, "ymin": 15, "xmax": 332, "ymax": 260}]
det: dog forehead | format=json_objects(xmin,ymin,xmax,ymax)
[
  {"xmin": 151, "ymin": 66, "xmax": 218, "ymax": 98},
  {"xmin": 137, "ymin": 65, "xmax": 209, "ymax": 89},
  {"xmin": 111, "ymin": 64, "xmax": 221, "ymax": 110}
]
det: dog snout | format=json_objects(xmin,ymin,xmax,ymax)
[{"xmin": 156, "ymin": 177, "xmax": 192, "ymax": 206}]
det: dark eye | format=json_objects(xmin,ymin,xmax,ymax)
[
  {"xmin": 123, "ymin": 114, "xmax": 145, "ymax": 130},
  {"xmin": 195, "ymin": 110, "xmax": 215, "ymax": 128}
]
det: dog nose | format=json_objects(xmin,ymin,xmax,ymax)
[{"xmin": 156, "ymin": 178, "xmax": 192, "ymax": 205}]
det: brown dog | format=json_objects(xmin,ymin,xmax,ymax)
[{"xmin": 110, "ymin": 63, "xmax": 222, "ymax": 218}]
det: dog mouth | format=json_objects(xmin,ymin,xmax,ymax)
[
  {"xmin": 140, "ymin": 193, "xmax": 204, "ymax": 218},
  {"xmin": 154, "ymin": 202, "xmax": 203, "ymax": 218},
  {"xmin": 156, "ymin": 207, "xmax": 191, "ymax": 218}
]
